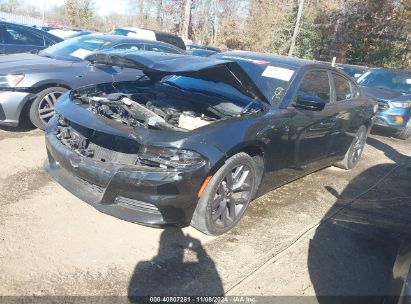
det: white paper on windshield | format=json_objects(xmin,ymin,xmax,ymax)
[
  {"xmin": 406, "ymin": 79, "xmax": 411, "ymax": 84},
  {"xmin": 70, "ymin": 48, "xmax": 93, "ymax": 59},
  {"xmin": 262, "ymin": 66, "xmax": 294, "ymax": 81}
]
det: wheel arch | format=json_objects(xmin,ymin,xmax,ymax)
[
  {"xmin": 19, "ymin": 82, "xmax": 72, "ymax": 123},
  {"xmin": 208, "ymin": 142, "xmax": 266, "ymax": 188}
]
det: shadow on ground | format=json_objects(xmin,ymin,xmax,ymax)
[
  {"xmin": 0, "ymin": 120, "xmax": 35, "ymax": 133},
  {"xmin": 308, "ymin": 137, "xmax": 411, "ymax": 303},
  {"xmin": 128, "ymin": 228, "xmax": 223, "ymax": 299}
]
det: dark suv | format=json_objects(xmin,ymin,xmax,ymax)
[{"xmin": 0, "ymin": 21, "xmax": 62, "ymax": 54}]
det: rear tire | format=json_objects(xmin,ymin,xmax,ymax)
[
  {"xmin": 191, "ymin": 152, "xmax": 259, "ymax": 235},
  {"xmin": 334, "ymin": 125, "xmax": 367, "ymax": 170},
  {"xmin": 29, "ymin": 87, "xmax": 68, "ymax": 130},
  {"xmin": 396, "ymin": 119, "xmax": 411, "ymax": 140}
]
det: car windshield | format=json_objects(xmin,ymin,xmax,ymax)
[
  {"xmin": 221, "ymin": 56, "xmax": 297, "ymax": 104},
  {"xmin": 39, "ymin": 36, "xmax": 110, "ymax": 61},
  {"xmin": 161, "ymin": 75, "xmax": 259, "ymax": 111},
  {"xmin": 357, "ymin": 70, "xmax": 411, "ymax": 94}
]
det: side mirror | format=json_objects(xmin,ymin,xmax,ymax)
[{"xmin": 294, "ymin": 95, "xmax": 326, "ymax": 111}]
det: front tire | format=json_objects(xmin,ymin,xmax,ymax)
[
  {"xmin": 396, "ymin": 119, "xmax": 411, "ymax": 140},
  {"xmin": 334, "ymin": 125, "xmax": 367, "ymax": 170},
  {"xmin": 29, "ymin": 87, "xmax": 68, "ymax": 130},
  {"xmin": 191, "ymin": 152, "xmax": 258, "ymax": 235}
]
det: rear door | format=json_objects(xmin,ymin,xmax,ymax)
[{"xmin": 329, "ymin": 72, "xmax": 363, "ymax": 157}]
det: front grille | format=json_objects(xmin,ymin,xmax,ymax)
[
  {"xmin": 77, "ymin": 175, "xmax": 105, "ymax": 194},
  {"xmin": 88, "ymin": 142, "xmax": 138, "ymax": 164},
  {"xmin": 115, "ymin": 196, "xmax": 161, "ymax": 214},
  {"xmin": 377, "ymin": 101, "xmax": 389, "ymax": 112},
  {"xmin": 56, "ymin": 116, "xmax": 140, "ymax": 165}
]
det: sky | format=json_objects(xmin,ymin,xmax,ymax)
[{"xmin": 24, "ymin": 0, "xmax": 130, "ymax": 17}]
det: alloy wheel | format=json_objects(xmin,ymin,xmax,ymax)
[
  {"xmin": 38, "ymin": 91, "xmax": 63, "ymax": 124},
  {"xmin": 350, "ymin": 130, "xmax": 366, "ymax": 165},
  {"xmin": 211, "ymin": 164, "xmax": 254, "ymax": 228}
]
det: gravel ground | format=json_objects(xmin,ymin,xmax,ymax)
[{"xmin": 0, "ymin": 125, "xmax": 410, "ymax": 301}]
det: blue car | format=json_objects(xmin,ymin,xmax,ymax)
[
  {"xmin": 0, "ymin": 21, "xmax": 62, "ymax": 55},
  {"xmin": 358, "ymin": 68, "xmax": 411, "ymax": 139}
]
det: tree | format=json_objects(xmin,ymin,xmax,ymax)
[
  {"xmin": 63, "ymin": 0, "xmax": 94, "ymax": 29},
  {"xmin": 288, "ymin": 0, "xmax": 305, "ymax": 56},
  {"xmin": 180, "ymin": 0, "xmax": 192, "ymax": 38},
  {"xmin": 0, "ymin": 0, "xmax": 21, "ymax": 13}
]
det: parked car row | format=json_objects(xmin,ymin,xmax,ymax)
[{"xmin": 0, "ymin": 34, "xmax": 186, "ymax": 129}]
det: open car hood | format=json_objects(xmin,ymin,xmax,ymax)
[{"xmin": 85, "ymin": 51, "xmax": 269, "ymax": 104}]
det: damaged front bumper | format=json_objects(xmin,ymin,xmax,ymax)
[{"xmin": 44, "ymin": 133, "xmax": 208, "ymax": 227}]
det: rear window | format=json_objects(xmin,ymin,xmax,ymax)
[
  {"xmin": 111, "ymin": 28, "xmax": 135, "ymax": 36},
  {"xmin": 333, "ymin": 73, "xmax": 352, "ymax": 101},
  {"xmin": 155, "ymin": 33, "xmax": 186, "ymax": 50}
]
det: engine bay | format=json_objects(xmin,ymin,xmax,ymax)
[{"xmin": 70, "ymin": 81, "xmax": 261, "ymax": 131}]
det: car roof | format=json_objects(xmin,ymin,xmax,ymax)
[
  {"xmin": 367, "ymin": 67, "xmax": 411, "ymax": 74},
  {"xmin": 338, "ymin": 63, "xmax": 368, "ymax": 68},
  {"xmin": 116, "ymin": 27, "xmax": 181, "ymax": 38},
  {"xmin": 217, "ymin": 51, "xmax": 335, "ymax": 69}
]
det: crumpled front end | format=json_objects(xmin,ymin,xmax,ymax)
[{"xmin": 44, "ymin": 115, "xmax": 210, "ymax": 227}]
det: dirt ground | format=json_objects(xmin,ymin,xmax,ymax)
[{"xmin": 0, "ymin": 125, "xmax": 410, "ymax": 301}]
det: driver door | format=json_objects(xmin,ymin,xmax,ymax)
[{"xmin": 288, "ymin": 69, "xmax": 340, "ymax": 170}]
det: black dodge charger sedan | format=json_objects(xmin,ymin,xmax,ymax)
[{"xmin": 44, "ymin": 51, "xmax": 377, "ymax": 235}]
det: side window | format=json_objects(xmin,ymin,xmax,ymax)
[
  {"xmin": 111, "ymin": 43, "xmax": 144, "ymax": 51},
  {"xmin": 147, "ymin": 44, "xmax": 180, "ymax": 54},
  {"xmin": 333, "ymin": 73, "xmax": 352, "ymax": 101},
  {"xmin": 4, "ymin": 26, "xmax": 44, "ymax": 46},
  {"xmin": 296, "ymin": 71, "xmax": 331, "ymax": 104}
]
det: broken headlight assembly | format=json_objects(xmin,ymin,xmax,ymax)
[{"xmin": 138, "ymin": 145, "xmax": 206, "ymax": 170}]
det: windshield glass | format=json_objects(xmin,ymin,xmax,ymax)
[
  {"xmin": 219, "ymin": 55, "xmax": 297, "ymax": 105},
  {"xmin": 39, "ymin": 36, "xmax": 110, "ymax": 61},
  {"xmin": 161, "ymin": 75, "xmax": 260, "ymax": 113},
  {"xmin": 357, "ymin": 70, "xmax": 411, "ymax": 94}
]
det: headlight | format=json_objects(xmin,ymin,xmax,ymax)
[
  {"xmin": 390, "ymin": 101, "xmax": 411, "ymax": 108},
  {"xmin": 138, "ymin": 146, "xmax": 206, "ymax": 170},
  {"xmin": 0, "ymin": 74, "xmax": 24, "ymax": 87}
]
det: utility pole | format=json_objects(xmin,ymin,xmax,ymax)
[
  {"xmin": 42, "ymin": 0, "xmax": 46, "ymax": 25},
  {"xmin": 288, "ymin": 0, "xmax": 305, "ymax": 57}
]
